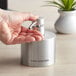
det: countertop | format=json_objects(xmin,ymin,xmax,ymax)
[{"xmin": 0, "ymin": 29, "xmax": 76, "ymax": 76}]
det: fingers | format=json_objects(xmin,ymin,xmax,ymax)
[
  {"xmin": 10, "ymin": 29, "xmax": 43, "ymax": 44},
  {"xmin": 12, "ymin": 35, "xmax": 42, "ymax": 44},
  {"xmin": 26, "ymin": 29, "xmax": 44, "ymax": 39},
  {"xmin": 11, "ymin": 35, "xmax": 35, "ymax": 44},
  {"xmin": 32, "ymin": 35, "xmax": 42, "ymax": 41},
  {"xmin": 21, "ymin": 26, "xmax": 44, "ymax": 39}
]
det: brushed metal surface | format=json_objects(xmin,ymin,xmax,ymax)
[{"xmin": 21, "ymin": 31, "xmax": 56, "ymax": 67}]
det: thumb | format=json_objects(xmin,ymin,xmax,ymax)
[
  {"xmin": 21, "ymin": 12, "xmax": 39, "ymax": 21},
  {"xmin": 9, "ymin": 12, "xmax": 39, "ymax": 24}
]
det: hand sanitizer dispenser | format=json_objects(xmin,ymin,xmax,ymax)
[{"xmin": 21, "ymin": 17, "xmax": 56, "ymax": 67}]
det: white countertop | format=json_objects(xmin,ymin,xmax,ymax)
[{"xmin": 0, "ymin": 29, "xmax": 76, "ymax": 76}]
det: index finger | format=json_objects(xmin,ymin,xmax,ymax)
[{"xmin": 23, "ymin": 13, "xmax": 39, "ymax": 21}]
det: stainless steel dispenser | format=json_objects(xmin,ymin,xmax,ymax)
[{"xmin": 21, "ymin": 17, "xmax": 56, "ymax": 67}]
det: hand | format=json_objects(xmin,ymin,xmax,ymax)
[{"xmin": 0, "ymin": 9, "xmax": 43, "ymax": 45}]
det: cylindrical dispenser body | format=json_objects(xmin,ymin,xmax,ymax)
[{"xmin": 21, "ymin": 31, "xmax": 56, "ymax": 67}]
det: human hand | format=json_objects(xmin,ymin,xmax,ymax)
[{"xmin": 0, "ymin": 9, "xmax": 43, "ymax": 45}]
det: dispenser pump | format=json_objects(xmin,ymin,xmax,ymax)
[
  {"xmin": 28, "ymin": 17, "xmax": 45, "ymax": 36},
  {"xmin": 34, "ymin": 17, "xmax": 45, "ymax": 36}
]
